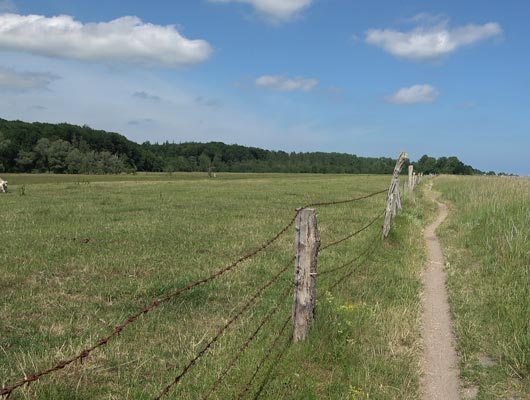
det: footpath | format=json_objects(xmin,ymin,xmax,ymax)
[{"xmin": 421, "ymin": 186, "xmax": 461, "ymax": 400}]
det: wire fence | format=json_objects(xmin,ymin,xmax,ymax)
[
  {"xmin": 202, "ymin": 285, "xmax": 293, "ymax": 400},
  {"xmin": 1, "ymin": 183, "xmax": 403, "ymax": 400},
  {"xmin": 236, "ymin": 315, "xmax": 293, "ymax": 400},
  {"xmin": 320, "ymin": 209, "xmax": 385, "ymax": 252},
  {"xmin": 154, "ymin": 259, "xmax": 294, "ymax": 399}
]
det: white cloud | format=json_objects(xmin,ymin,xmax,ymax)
[
  {"xmin": 365, "ymin": 17, "xmax": 502, "ymax": 60},
  {"xmin": 0, "ymin": 0, "xmax": 16, "ymax": 12},
  {"xmin": 210, "ymin": 0, "xmax": 312, "ymax": 22},
  {"xmin": 385, "ymin": 84, "xmax": 440, "ymax": 105},
  {"xmin": 0, "ymin": 66, "xmax": 58, "ymax": 90},
  {"xmin": 0, "ymin": 14, "xmax": 213, "ymax": 67},
  {"xmin": 255, "ymin": 75, "xmax": 317, "ymax": 92}
]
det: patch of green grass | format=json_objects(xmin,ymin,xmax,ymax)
[
  {"xmin": 1, "ymin": 173, "xmax": 428, "ymax": 399},
  {"xmin": 435, "ymin": 175, "xmax": 530, "ymax": 399}
]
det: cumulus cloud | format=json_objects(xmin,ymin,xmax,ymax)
[
  {"xmin": 210, "ymin": 0, "xmax": 312, "ymax": 22},
  {"xmin": 0, "ymin": 14, "xmax": 213, "ymax": 67},
  {"xmin": 0, "ymin": 66, "xmax": 59, "ymax": 90},
  {"xmin": 255, "ymin": 75, "xmax": 317, "ymax": 92},
  {"xmin": 385, "ymin": 84, "xmax": 440, "ymax": 105},
  {"xmin": 365, "ymin": 17, "xmax": 502, "ymax": 60},
  {"xmin": 132, "ymin": 91, "xmax": 161, "ymax": 102}
]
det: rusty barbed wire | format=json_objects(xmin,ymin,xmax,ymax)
[
  {"xmin": 320, "ymin": 209, "xmax": 385, "ymax": 252},
  {"xmin": 0, "ymin": 216, "xmax": 298, "ymax": 398},
  {"xmin": 202, "ymin": 285, "xmax": 292, "ymax": 400},
  {"xmin": 249, "ymin": 335, "xmax": 293, "ymax": 400},
  {"xmin": 318, "ymin": 235, "xmax": 378, "ymax": 277},
  {"xmin": 301, "ymin": 188, "xmax": 387, "ymax": 209},
  {"xmin": 1, "ymin": 188, "xmax": 388, "ymax": 398},
  {"xmin": 325, "ymin": 248, "xmax": 375, "ymax": 292},
  {"xmin": 236, "ymin": 229, "xmax": 380, "ymax": 399},
  {"xmin": 236, "ymin": 315, "xmax": 292, "ymax": 400},
  {"xmin": 154, "ymin": 260, "xmax": 293, "ymax": 399}
]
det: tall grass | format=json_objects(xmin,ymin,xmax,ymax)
[
  {"xmin": 435, "ymin": 175, "xmax": 530, "ymax": 399},
  {"xmin": 1, "ymin": 173, "xmax": 428, "ymax": 399}
]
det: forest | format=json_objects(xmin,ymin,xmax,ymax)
[{"xmin": 0, "ymin": 118, "xmax": 481, "ymax": 175}]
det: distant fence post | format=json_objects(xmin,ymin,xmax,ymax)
[
  {"xmin": 408, "ymin": 165, "xmax": 414, "ymax": 191},
  {"xmin": 383, "ymin": 152, "xmax": 408, "ymax": 239},
  {"xmin": 293, "ymin": 208, "xmax": 320, "ymax": 343}
]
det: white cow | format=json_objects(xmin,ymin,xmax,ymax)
[{"xmin": 0, "ymin": 178, "xmax": 7, "ymax": 193}]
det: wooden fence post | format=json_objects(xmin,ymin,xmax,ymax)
[
  {"xmin": 408, "ymin": 165, "xmax": 414, "ymax": 191},
  {"xmin": 293, "ymin": 208, "xmax": 320, "ymax": 343},
  {"xmin": 382, "ymin": 152, "xmax": 408, "ymax": 239}
]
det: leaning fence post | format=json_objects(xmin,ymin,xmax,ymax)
[
  {"xmin": 383, "ymin": 152, "xmax": 408, "ymax": 239},
  {"xmin": 292, "ymin": 208, "xmax": 320, "ymax": 343}
]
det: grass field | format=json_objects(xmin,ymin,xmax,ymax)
[
  {"xmin": 435, "ymin": 176, "xmax": 530, "ymax": 399},
  {"xmin": 1, "ymin": 172, "xmax": 429, "ymax": 399}
]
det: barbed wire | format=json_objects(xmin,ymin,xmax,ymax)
[
  {"xmin": 301, "ymin": 188, "xmax": 387, "ymax": 209},
  {"xmin": 199, "ymin": 188, "xmax": 387, "ymax": 398},
  {"xmin": 154, "ymin": 259, "xmax": 293, "ymax": 399},
  {"xmin": 202, "ymin": 286, "xmax": 292, "ymax": 400},
  {"xmin": 235, "ymin": 225, "xmax": 382, "ymax": 398},
  {"xmin": 0, "ymin": 216, "xmax": 298, "ymax": 398},
  {"xmin": 236, "ymin": 315, "xmax": 292, "ymax": 400},
  {"xmin": 318, "ymin": 233, "xmax": 379, "ymax": 277},
  {"xmin": 248, "ymin": 334, "xmax": 292, "ymax": 400},
  {"xmin": 1, "ymin": 187, "xmax": 388, "ymax": 398},
  {"xmin": 320, "ymin": 209, "xmax": 385, "ymax": 252},
  {"xmin": 325, "ymin": 248, "xmax": 376, "ymax": 292}
]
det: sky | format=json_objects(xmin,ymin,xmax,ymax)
[{"xmin": 0, "ymin": 0, "xmax": 528, "ymax": 174}]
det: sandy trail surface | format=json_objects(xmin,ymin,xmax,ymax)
[{"xmin": 421, "ymin": 187, "xmax": 461, "ymax": 400}]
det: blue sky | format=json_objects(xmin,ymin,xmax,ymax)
[{"xmin": 0, "ymin": 0, "xmax": 528, "ymax": 174}]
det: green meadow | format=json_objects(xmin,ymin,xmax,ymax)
[
  {"xmin": 1, "ymin": 173, "xmax": 429, "ymax": 399},
  {"xmin": 435, "ymin": 176, "xmax": 530, "ymax": 399}
]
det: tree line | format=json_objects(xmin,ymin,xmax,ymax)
[{"xmin": 0, "ymin": 118, "xmax": 482, "ymax": 175}]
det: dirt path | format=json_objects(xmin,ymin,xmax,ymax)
[{"xmin": 421, "ymin": 186, "xmax": 461, "ymax": 400}]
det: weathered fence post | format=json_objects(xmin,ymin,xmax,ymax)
[
  {"xmin": 408, "ymin": 165, "xmax": 414, "ymax": 191},
  {"xmin": 382, "ymin": 152, "xmax": 408, "ymax": 239},
  {"xmin": 293, "ymin": 208, "xmax": 320, "ymax": 343}
]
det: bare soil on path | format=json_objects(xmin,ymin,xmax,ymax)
[{"xmin": 421, "ymin": 186, "xmax": 461, "ymax": 400}]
